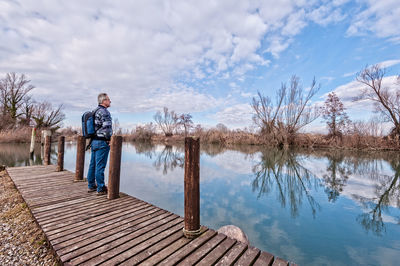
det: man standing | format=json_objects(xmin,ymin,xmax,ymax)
[{"xmin": 87, "ymin": 93, "xmax": 113, "ymax": 195}]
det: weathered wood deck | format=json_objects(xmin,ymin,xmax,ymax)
[{"xmin": 6, "ymin": 165, "xmax": 293, "ymax": 265}]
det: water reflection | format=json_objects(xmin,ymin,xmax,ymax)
[
  {"xmin": 0, "ymin": 143, "xmax": 44, "ymax": 166},
  {"xmin": 322, "ymin": 151, "xmax": 351, "ymax": 202},
  {"xmin": 354, "ymin": 154, "xmax": 400, "ymax": 235},
  {"xmin": 132, "ymin": 141, "xmax": 156, "ymax": 159},
  {"xmin": 153, "ymin": 145, "xmax": 184, "ymax": 174},
  {"xmin": 127, "ymin": 142, "xmax": 400, "ymax": 235},
  {"xmin": 251, "ymin": 149, "xmax": 322, "ymax": 217}
]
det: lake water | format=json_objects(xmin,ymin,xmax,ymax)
[{"xmin": 1, "ymin": 142, "xmax": 400, "ymax": 265}]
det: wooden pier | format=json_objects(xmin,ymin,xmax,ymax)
[{"xmin": 6, "ymin": 165, "xmax": 292, "ymax": 265}]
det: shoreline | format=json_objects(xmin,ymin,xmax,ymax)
[{"xmin": 1, "ymin": 135, "xmax": 400, "ymax": 152}]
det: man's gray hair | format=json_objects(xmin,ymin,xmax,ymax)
[{"xmin": 98, "ymin": 93, "xmax": 108, "ymax": 104}]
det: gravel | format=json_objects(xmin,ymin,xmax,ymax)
[{"xmin": 0, "ymin": 170, "xmax": 59, "ymax": 266}]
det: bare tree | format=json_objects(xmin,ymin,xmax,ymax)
[
  {"xmin": 322, "ymin": 92, "xmax": 350, "ymax": 137},
  {"xmin": 282, "ymin": 76, "xmax": 320, "ymax": 139},
  {"xmin": 178, "ymin": 113, "xmax": 193, "ymax": 136},
  {"xmin": 113, "ymin": 118, "xmax": 122, "ymax": 134},
  {"xmin": 154, "ymin": 107, "xmax": 179, "ymax": 136},
  {"xmin": 252, "ymin": 75, "xmax": 320, "ymax": 145},
  {"xmin": 251, "ymin": 89, "xmax": 284, "ymax": 136},
  {"xmin": 0, "ymin": 73, "xmax": 34, "ymax": 125},
  {"xmin": 32, "ymin": 101, "xmax": 65, "ymax": 130},
  {"xmin": 356, "ymin": 64, "xmax": 400, "ymax": 138},
  {"xmin": 216, "ymin": 123, "xmax": 228, "ymax": 133},
  {"xmin": 19, "ymin": 96, "xmax": 35, "ymax": 126}
]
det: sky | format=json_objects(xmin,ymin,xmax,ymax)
[{"xmin": 1, "ymin": 0, "xmax": 399, "ymax": 132}]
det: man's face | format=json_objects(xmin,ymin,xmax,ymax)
[{"xmin": 103, "ymin": 96, "xmax": 111, "ymax": 107}]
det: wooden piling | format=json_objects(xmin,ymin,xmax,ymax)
[
  {"xmin": 57, "ymin": 136, "xmax": 65, "ymax": 172},
  {"xmin": 108, "ymin": 135, "xmax": 122, "ymax": 200},
  {"xmin": 75, "ymin": 136, "xmax": 86, "ymax": 182},
  {"xmin": 29, "ymin": 127, "xmax": 36, "ymax": 158},
  {"xmin": 44, "ymin": 135, "xmax": 51, "ymax": 165},
  {"xmin": 183, "ymin": 136, "xmax": 201, "ymax": 239}
]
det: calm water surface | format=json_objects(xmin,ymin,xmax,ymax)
[{"xmin": 1, "ymin": 142, "xmax": 400, "ymax": 265}]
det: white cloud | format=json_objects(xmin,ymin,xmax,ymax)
[
  {"xmin": 0, "ymin": 0, "xmax": 397, "ymax": 128},
  {"xmin": 343, "ymin": 71, "xmax": 357, "ymax": 78},
  {"xmin": 308, "ymin": 4, "xmax": 346, "ymax": 26},
  {"xmin": 212, "ymin": 103, "xmax": 253, "ymax": 128},
  {"xmin": 378, "ymin": 59, "xmax": 400, "ymax": 68},
  {"xmin": 346, "ymin": 0, "xmax": 400, "ymax": 42},
  {"xmin": 132, "ymin": 86, "xmax": 221, "ymax": 113}
]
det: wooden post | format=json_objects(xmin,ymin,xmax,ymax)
[
  {"xmin": 57, "ymin": 136, "xmax": 65, "ymax": 172},
  {"xmin": 44, "ymin": 135, "xmax": 51, "ymax": 165},
  {"xmin": 183, "ymin": 137, "xmax": 201, "ymax": 239},
  {"xmin": 29, "ymin": 127, "xmax": 36, "ymax": 158},
  {"xmin": 108, "ymin": 135, "xmax": 122, "ymax": 200},
  {"xmin": 75, "ymin": 136, "xmax": 86, "ymax": 181}
]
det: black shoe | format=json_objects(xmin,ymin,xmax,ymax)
[{"xmin": 96, "ymin": 186, "xmax": 108, "ymax": 196}]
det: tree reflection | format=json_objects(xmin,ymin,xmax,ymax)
[
  {"xmin": 252, "ymin": 149, "xmax": 321, "ymax": 218},
  {"xmin": 322, "ymin": 151, "xmax": 351, "ymax": 202},
  {"xmin": 153, "ymin": 145, "xmax": 184, "ymax": 174},
  {"xmin": 354, "ymin": 155, "xmax": 400, "ymax": 235},
  {"xmin": 131, "ymin": 141, "xmax": 156, "ymax": 159}
]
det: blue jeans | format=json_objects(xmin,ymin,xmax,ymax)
[{"xmin": 87, "ymin": 140, "xmax": 110, "ymax": 192}]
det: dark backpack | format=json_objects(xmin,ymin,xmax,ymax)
[{"xmin": 82, "ymin": 107, "xmax": 100, "ymax": 139}]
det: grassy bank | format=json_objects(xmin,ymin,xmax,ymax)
[
  {"xmin": 2, "ymin": 127, "xmax": 400, "ymax": 151},
  {"xmin": 123, "ymin": 130, "xmax": 400, "ymax": 151}
]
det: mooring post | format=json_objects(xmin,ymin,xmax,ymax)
[
  {"xmin": 75, "ymin": 136, "xmax": 86, "ymax": 182},
  {"xmin": 29, "ymin": 127, "xmax": 36, "ymax": 158},
  {"xmin": 108, "ymin": 135, "xmax": 122, "ymax": 200},
  {"xmin": 183, "ymin": 136, "xmax": 201, "ymax": 239},
  {"xmin": 57, "ymin": 136, "xmax": 65, "ymax": 172},
  {"xmin": 44, "ymin": 135, "xmax": 51, "ymax": 165}
]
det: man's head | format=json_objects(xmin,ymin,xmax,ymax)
[{"xmin": 98, "ymin": 93, "xmax": 111, "ymax": 108}]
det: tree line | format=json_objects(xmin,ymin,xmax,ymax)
[
  {"xmin": 0, "ymin": 73, "xmax": 65, "ymax": 131},
  {"xmin": 147, "ymin": 64, "xmax": 399, "ymax": 148},
  {"xmin": 2, "ymin": 63, "xmax": 399, "ymax": 149}
]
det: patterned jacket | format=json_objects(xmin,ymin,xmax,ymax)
[{"xmin": 94, "ymin": 105, "xmax": 112, "ymax": 141}]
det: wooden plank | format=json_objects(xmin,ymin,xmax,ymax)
[
  {"xmin": 47, "ymin": 202, "xmax": 154, "ymax": 242},
  {"xmin": 234, "ymin": 246, "xmax": 260, "ymax": 266},
  {"xmin": 51, "ymin": 206, "xmax": 160, "ymax": 247},
  {"xmin": 69, "ymin": 215, "xmax": 181, "ymax": 265},
  {"xmin": 177, "ymin": 232, "xmax": 226, "ymax": 265},
  {"xmin": 215, "ymin": 242, "xmax": 247, "ymax": 266},
  {"xmin": 122, "ymin": 229, "xmax": 185, "ymax": 265},
  {"xmin": 139, "ymin": 232, "xmax": 194, "ymax": 265},
  {"xmin": 157, "ymin": 229, "xmax": 217, "ymax": 265},
  {"xmin": 253, "ymin": 251, "xmax": 274, "ymax": 266},
  {"xmin": 57, "ymin": 209, "xmax": 167, "ymax": 259},
  {"xmin": 34, "ymin": 195, "xmax": 123, "ymax": 220},
  {"xmin": 30, "ymin": 194, "xmax": 95, "ymax": 209},
  {"xmin": 13, "ymin": 178, "xmax": 73, "ymax": 187},
  {"xmin": 41, "ymin": 197, "xmax": 141, "ymax": 229},
  {"xmin": 31, "ymin": 196, "xmax": 97, "ymax": 213},
  {"xmin": 36, "ymin": 196, "xmax": 134, "ymax": 223},
  {"xmin": 22, "ymin": 189, "xmax": 93, "ymax": 203},
  {"xmin": 100, "ymin": 221, "xmax": 184, "ymax": 265},
  {"xmin": 197, "ymin": 237, "xmax": 236, "ymax": 266}
]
